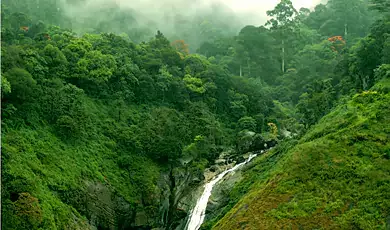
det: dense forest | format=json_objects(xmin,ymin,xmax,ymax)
[{"xmin": 1, "ymin": 0, "xmax": 389, "ymax": 229}]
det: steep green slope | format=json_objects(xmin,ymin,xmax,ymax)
[
  {"xmin": 1, "ymin": 102, "xmax": 162, "ymax": 229},
  {"xmin": 212, "ymin": 81, "xmax": 390, "ymax": 229}
]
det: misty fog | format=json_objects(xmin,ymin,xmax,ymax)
[
  {"xmin": 62, "ymin": 0, "xmax": 326, "ymax": 27},
  {"xmin": 55, "ymin": 0, "xmax": 326, "ymax": 50}
]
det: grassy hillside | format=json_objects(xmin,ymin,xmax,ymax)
[{"xmin": 211, "ymin": 80, "xmax": 390, "ymax": 229}]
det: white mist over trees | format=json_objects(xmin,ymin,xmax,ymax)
[{"xmin": 2, "ymin": 0, "xmax": 326, "ymax": 50}]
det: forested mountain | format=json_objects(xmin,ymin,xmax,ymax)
[{"xmin": 1, "ymin": 0, "xmax": 389, "ymax": 229}]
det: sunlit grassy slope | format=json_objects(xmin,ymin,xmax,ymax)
[{"xmin": 212, "ymin": 81, "xmax": 390, "ymax": 229}]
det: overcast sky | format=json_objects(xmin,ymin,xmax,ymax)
[
  {"xmin": 64, "ymin": 0, "xmax": 327, "ymax": 31},
  {"xmin": 224, "ymin": 0, "xmax": 323, "ymax": 11},
  {"xmin": 222, "ymin": 0, "xmax": 326, "ymax": 25}
]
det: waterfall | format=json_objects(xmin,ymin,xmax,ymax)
[{"xmin": 185, "ymin": 152, "xmax": 261, "ymax": 230}]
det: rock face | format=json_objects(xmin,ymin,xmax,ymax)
[
  {"xmin": 161, "ymin": 165, "xmax": 207, "ymax": 230},
  {"xmin": 77, "ymin": 149, "xmax": 262, "ymax": 230},
  {"xmin": 204, "ymin": 169, "xmax": 243, "ymax": 220},
  {"xmin": 236, "ymin": 131, "xmax": 277, "ymax": 156},
  {"xmin": 236, "ymin": 131, "xmax": 256, "ymax": 154},
  {"xmin": 201, "ymin": 155, "xmax": 259, "ymax": 227},
  {"xmin": 75, "ymin": 168, "xmax": 205, "ymax": 230},
  {"xmin": 83, "ymin": 182, "xmax": 135, "ymax": 230}
]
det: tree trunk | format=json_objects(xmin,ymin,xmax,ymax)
[
  {"xmin": 362, "ymin": 76, "xmax": 368, "ymax": 91},
  {"xmin": 282, "ymin": 39, "xmax": 285, "ymax": 73},
  {"xmin": 247, "ymin": 58, "xmax": 251, "ymax": 77},
  {"xmin": 240, "ymin": 65, "xmax": 242, "ymax": 77},
  {"xmin": 344, "ymin": 23, "xmax": 347, "ymax": 38}
]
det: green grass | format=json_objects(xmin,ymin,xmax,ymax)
[{"xmin": 210, "ymin": 83, "xmax": 390, "ymax": 229}]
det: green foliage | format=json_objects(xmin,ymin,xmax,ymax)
[
  {"xmin": 375, "ymin": 64, "xmax": 390, "ymax": 82},
  {"xmin": 12, "ymin": 193, "xmax": 43, "ymax": 229},
  {"xmin": 42, "ymin": 44, "xmax": 67, "ymax": 67},
  {"xmin": 76, "ymin": 50, "xmax": 116, "ymax": 84},
  {"xmin": 203, "ymin": 3, "xmax": 390, "ymax": 229},
  {"xmin": 1, "ymin": 74, "xmax": 12, "ymax": 95},
  {"xmin": 266, "ymin": 0, "xmax": 297, "ymax": 30},
  {"xmin": 2, "ymin": 9, "xmax": 258, "ymax": 228},
  {"xmin": 183, "ymin": 135, "xmax": 217, "ymax": 161},
  {"xmin": 184, "ymin": 74, "xmax": 206, "ymax": 94},
  {"xmin": 237, "ymin": 116, "xmax": 256, "ymax": 132},
  {"xmin": 212, "ymin": 80, "xmax": 390, "ymax": 230},
  {"xmin": 2, "ymin": 0, "xmax": 387, "ymax": 229},
  {"xmin": 156, "ymin": 65, "xmax": 173, "ymax": 100},
  {"xmin": 369, "ymin": 0, "xmax": 390, "ymax": 13},
  {"xmin": 4, "ymin": 68, "xmax": 37, "ymax": 102},
  {"xmin": 304, "ymin": 0, "xmax": 375, "ymax": 39},
  {"xmin": 228, "ymin": 89, "xmax": 249, "ymax": 120},
  {"xmin": 139, "ymin": 107, "xmax": 189, "ymax": 162},
  {"xmin": 63, "ymin": 38, "xmax": 92, "ymax": 59},
  {"xmin": 55, "ymin": 115, "xmax": 80, "ymax": 138},
  {"xmin": 184, "ymin": 54, "xmax": 209, "ymax": 76},
  {"xmin": 297, "ymin": 79, "xmax": 336, "ymax": 127}
]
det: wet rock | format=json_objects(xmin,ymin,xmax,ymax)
[
  {"xmin": 215, "ymin": 158, "xmax": 226, "ymax": 165},
  {"xmin": 249, "ymin": 134, "xmax": 266, "ymax": 152},
  {"xmin": 83, "ymin": 182, "xmax": 137, "ymax": 230},
  {"xmin": 236, "ymin": 130, "xmax": 256, "ymax": 154},
  {"xmin": 163, "ymin": 164, "xmax": 209, "ymax": 229}
]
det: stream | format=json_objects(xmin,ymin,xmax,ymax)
[{"xmin": 185, "ymin": 152, "xmax": 261, "ymax": 230}]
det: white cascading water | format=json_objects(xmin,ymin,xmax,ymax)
[{"xmin": 186, "ymin": 153, "xmax": 260, "ymax": 230}]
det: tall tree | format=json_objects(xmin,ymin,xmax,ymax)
[
  {"xmin": 235, "ymin": 26, "xmax": 279, "ymax": 82},
  {"xmin": 327, "ymin": 0, "xmax": 373, "ymax": 41},
  {"xmin": 266, "ymin": 0, "xmax": 298, "ymax": 73}
]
